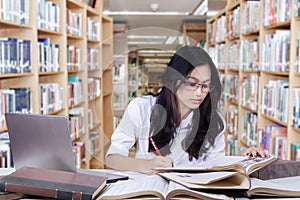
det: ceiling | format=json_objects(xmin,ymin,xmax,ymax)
[{"xmin": 103, "ymin": 0, "xmax": 227, "ymax": 51}]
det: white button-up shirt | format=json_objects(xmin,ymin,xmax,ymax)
[{"xmin": 106, "ymin": 95, "xmax": 225, "ymax": 167}]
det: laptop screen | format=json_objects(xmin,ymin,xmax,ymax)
[{"xmin": 5, "ymin": 113, "xmax": 77, "ymax": 172}]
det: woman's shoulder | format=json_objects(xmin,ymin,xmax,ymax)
[
  {"xmin": 125, "ymin": 95, "xmax": 157, "ymax": 123},
  {"xmin": 129, "ymin": 95, "xmax": 157, "ymax": 108}
]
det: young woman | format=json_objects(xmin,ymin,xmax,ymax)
[{"xmin": 105, "ymin": 46, "xmax": 267, "ymax": 174}]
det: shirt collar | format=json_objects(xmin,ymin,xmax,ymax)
[{"xmin": 180, "ymin": 111, "xmax": 193, "ymax": 129}]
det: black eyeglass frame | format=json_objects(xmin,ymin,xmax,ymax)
[{"xmin": 181, "ymin": 80, "xmax": 215, "ymax": 92}]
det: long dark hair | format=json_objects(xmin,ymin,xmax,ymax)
[{"xmin": 148, "ymin": 46, "xmax": 224, "ymax": 160}]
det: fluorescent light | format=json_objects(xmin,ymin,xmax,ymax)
[
  {"xmin": 138, "ymin": 50, "xmax": 175, "ymax": 54},
  {"xmin": 164, "ymin": 36, "xmax": 177, "ymax": 45},
  {"xmin": 144, "ymin": 58, "xmax": 170, "ymax": 64},
  {"xmin": 193, "ymin": 0, "xmax": 208, "ymax": 15},
  {"xmin": 145, "ymin": 64, "xmax": 167, "ymax": 68},
  {"xmin": 103, "ymin": 11, "xmax": 189, "ymax": 16},
  {"xmin": 207, "ymin": 10, "xmax": 219, "ymax": 17},
  {"xmin": 128, "ymin": 41, "xmax": 162, "ymax": 45},
  {"xmin": 178, "ymin": 35, "xmax": 184, "ymax": 45},
  {"xmin": 128, "ymin": 35, "xmax": 167, "ymax": 39}
]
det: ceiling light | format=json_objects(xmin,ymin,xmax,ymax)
[
  {"xmin": 145, "ymin": 64, "xmax": 167, "ymax": 68},
  {"xmin": 193, "ymin": 0, "xmax": 208, "ymax": 15},
  {"xmin": 178, "ymin": 35, "xmax": 184, "ymax": 45},
  {"xmin": 207, "ymin": 10, "xmax": 219, "ymax": 17},
  {"xmin": 138, "ymin": 50, "xmax": 175, "ymax": 54},
  {"xmin": 103, "ymin": 11, "xmax": 189, "ymax": 16},
  {"xmin": 127, "ymin": 35, "xmax": 167, "ymax": 39},
  {"xmin": 150, "ymin": 3, "xmax": 159, "ymax": 12},
  {"xmin": 128, "ymin": 41, "xmax": 162, "ymax": 45},
  {"xmin": 164, "ymin": 36, "xmax": 177, "ymax": 45},
  {"xmin": 144, "ymin": 58, "xmax": 170, "ymax": 63}
]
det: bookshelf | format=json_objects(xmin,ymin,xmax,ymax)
[
  {"xmin": 206, "ymin": 0, "xmax": 300, "ymax": 159},
  {"xmin": 112, "ymin": 24, "xmax": 139, "ymax": 113},
  {"xmin": 0, "ymin": 0, "xmax": 113, "ymax": 169},
  {"xmin": 112, "ymin": 23, "xmax": 128, "ymax": 121},
  {"xmin": 128, "ymin": 51, "xmax": 139, "ymax": 101},
  {"xmin": 181, "ymin": 22, "xmax": 206, "ymax": 46},
  {"xmin": 101, "ymin": 15, "xmax": 114, "ymax": 165}
]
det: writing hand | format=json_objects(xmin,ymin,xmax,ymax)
[{"xmin": 144, "ymin": 156, "xmax": 173, "ymax": 175}]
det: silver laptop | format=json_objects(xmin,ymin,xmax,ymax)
[{"xmin": 5, "ymin": 113, "xmax": 128, "ymax": 183}]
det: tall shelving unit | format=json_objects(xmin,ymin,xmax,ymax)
[
  {"xmin": 0, "ymin": 0, "xmax": 113, "ymax": 169},
  {"xmin": 128, "ymin": 51, "xmax": 139, "ymax": 101},
  {"xmin": 112, "ymin": 24, "xmax": 128, "ymax": 121},
  {"xmin": 181, "ymin": 22, "xmax": 206, "ymax": 46},
  {"xmin": 206, "ymin": 0, "xmax": 300, "ymax": 159},
  {"xmin": 101, "ymin": 15, "xmax": 114, "ymax": 162}
]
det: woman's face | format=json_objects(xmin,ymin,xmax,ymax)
[{"xmin": 176, "ymin": 64, "xmax": 212, "ymax": 116}]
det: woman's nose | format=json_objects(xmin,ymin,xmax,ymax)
[{"xmin": 194, "ymin": 87, "xmax": 202, "ymax": 96}]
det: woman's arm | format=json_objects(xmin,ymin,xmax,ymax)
[{"xmin": 105, "ymin": 154, "xmax": 173, "ymax": 174}]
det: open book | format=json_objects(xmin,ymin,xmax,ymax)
[
  {"xmin": 246, "ymin": 176, "xmax": 300, "ymax": 197},
  {"xmin": 153, "ymin": 156, "xmax": 277, "ymax": 194},
  {"xmin": 155, "ymin": 155, "xmax": 277, "ymax": 175},
  {"xmin": 158, "ymin": 173, "xmax": 300, "ymax": 198},
  {"xmin": 97, "ymin": 175, "xmax": 233, "ymax": 200},
  {"xmin": 158, "ymin": 171, "xmax": 251, "ymax": 191}
]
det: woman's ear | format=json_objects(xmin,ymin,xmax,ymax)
[
  {"xmin": 175, "ymin": 79, "xmax": 181, "ymax": 86},
  {"xmin": 174, "ymin": 79, "xmax": 183, "ymax": 93}
]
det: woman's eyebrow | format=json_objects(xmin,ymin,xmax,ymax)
[{"xmin": 187, "ymin": 76, "xmax": 211, "ymax": 83}]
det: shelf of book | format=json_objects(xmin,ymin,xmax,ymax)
[
  {"xmin": 112, "ymin": 24, "xmax": 128, "ymax": 121},
  {"xmin": 207, "ymin": 0, "xmax": 300, "ymax": 160},
  {"xmin": 0, "ymin": 0, "xmax": 113, "ymax": 169},
  {"xmin": 101, "ymin": 15, "xmax": 114, "ymax": 166}
]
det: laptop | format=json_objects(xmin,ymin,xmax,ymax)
[{"xmin": 5, "ymin": 113, "xmax": 128, "ymax": 183}]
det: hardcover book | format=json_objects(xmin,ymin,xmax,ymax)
[
  {"xmin": 155, "ymin": 155, "xmax": 277, "ymax": 175},
  {"xmin": 0, "ymin": 166, "xmax": 106, "ymax": 200},
  {"xmin": 158, "ymin": 172, "xmax": 300, "ymax": 198},
  {"xmin": 98, "ymin": 174, "xmax": 232, "ymax": 200},
  {"xmin": 155, "ymin": 156, "xmax": 300, "ymax": 198}
]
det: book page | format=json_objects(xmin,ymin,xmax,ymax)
[
  {"xmin": 234, "ymin": 156, "xmax": 277, "ymax": 174},
  {"xmin": 155, "ymin": 156, "xmax": 277, "ymax": 176},
  {"xmin": 161, "ymin": 171, "xmax": 240, "ymax": 184},
  {"xmin": 166, "ymin": 181, "xmax": 233, "ymax": 200},
  {"xmin": 154, "ymin": 156, "xmax": 247, "ymax": 172},
  {"xmin": 159, "ymin": 172, "xmax": 250, "ymax": 190},
  {"xmin": 249, "ymin": 177, "xmax": 300, "ymax": 196},
  {"xmin": 97, "ymin": 175, "xmax": 168, "ymax": 199}
]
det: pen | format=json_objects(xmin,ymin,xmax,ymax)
[{"xmin": 149, "ymin": 135, "xmax": 162, "ymax": 156}]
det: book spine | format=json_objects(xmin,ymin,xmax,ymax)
[
  {"xmin": 0, "ymin": 181, "xmax": 92, "ymax": 200},
  {"xmin": 0, "ymin": 182, "xmax": 57, "ymax": 198},
  {"xmin": 57, "ymin": 190, "xmax": 92, "ymax": 200}
]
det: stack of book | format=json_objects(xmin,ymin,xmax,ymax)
[
  {"xmin": 98, "ymin": 156, "xmax": 300, "ymax": 200},
  {"xmin": 1, "ymin": 156, "xmax": 300, "ymax": 200}
]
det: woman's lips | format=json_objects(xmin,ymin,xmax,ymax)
[{"xmin": 191, "ymin": 99, "xmax": 202, "ymax": 104}]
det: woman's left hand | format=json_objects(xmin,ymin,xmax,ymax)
[{"xmin": 240, "ymin": 146, "xmax": 270, "ymax": 158}]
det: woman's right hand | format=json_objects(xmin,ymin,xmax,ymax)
[
  {"xmin": 105, "ymin": 154, "xmax": 173, "ymax": 175},
  {"xmin": 144, "ymin": 156, "xmax": 173, "ymax": 175}
]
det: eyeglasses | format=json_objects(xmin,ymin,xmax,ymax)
[{"xmin": 183, "ymin": 81, "xmax": 215, "ymax": 92}]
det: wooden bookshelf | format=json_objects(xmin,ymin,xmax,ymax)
[
  {"xmin": 101, "ymin": 15, "xmax": 114, "ymax": 164},
  {"xmin": 0, "ymin": 0, "xmax": 113, "ymax": 169},
  {"xmin": 206, "ymin": 0, "xmax": 300, "ymax": 159},
  {"xmin": 112, "ymin": 23, "xmax": 128, "ymax": 119},
  {"xmin": 181, "ymin": 22, "xmax": 206, "ymax": 46}
]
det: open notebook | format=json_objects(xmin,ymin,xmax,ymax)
[{"xmin": 5, "ymin": 113, "xmax": 128, "ymax": 183}]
